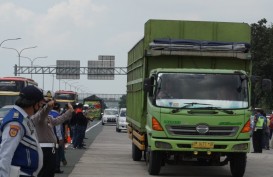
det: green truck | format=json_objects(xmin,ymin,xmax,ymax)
[{"xmin": 126, "ymin": 19, "xmax": 270, "ymax": 177}]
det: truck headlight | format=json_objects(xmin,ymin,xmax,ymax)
[
  {"xmin": 232, "ymin": 143, "xmax": 248, "ymax": 150},
  {"xmin": 155, "ymin": 141, "xmax": 172, "ymax": 149}
]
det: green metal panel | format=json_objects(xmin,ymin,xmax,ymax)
[{"xmin": 127, "ymin": 39, "xmax": 147, "ymax": 131}]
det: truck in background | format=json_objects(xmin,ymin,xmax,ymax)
[
  {"xmin": 83, "ymin": 94, "xmax": 104, "ymax": 119},
  {"xmin": 126, "ymin": 19, "xmax": 271, "ymax": 177},
  {"xmin": 54, "ymin": 90, "xmax": 78, "ymax": 108},
  {"xmin": 0, "ymin": 76, "xmax": 38, "ymax": 107}
]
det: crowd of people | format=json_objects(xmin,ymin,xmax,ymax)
[
  {"xmin": 252, "ymin": 108, "xmax": 273, "ymax": 153},
  {"xmin": 0, "ymin": 85, "xmax": 92, "ymax": 177}
]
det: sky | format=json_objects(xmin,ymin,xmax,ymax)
[{"xmin": 0, "ymin": 0, "xmax": 273, "ymax": 95}]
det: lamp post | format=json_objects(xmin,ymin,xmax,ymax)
[
  {"xmin": 76, "ymin": 85, "xmax": 88, "ymax": 93},
  {"xmin": 52, "ymin": 74, "xmax": 55, "ymax": 92},
  {"xmin": 68, "ymin": 81, "xmax": 79, "ymax": 90},
  {"xmin": 21, "ymin": 56, "xmax": 48, "ymax": 79},
  {"xmin": 2, "ymin": 45, "xmax": 37, "ymax": 76},
  {"xmin": 0, "ymin": 38, "xmax": 21, "ymax": 47},
  {"xmin": 62, "ymin": 80, "xmax": 69, "ymax": 90}
]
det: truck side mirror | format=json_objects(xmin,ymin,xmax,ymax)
[
  {"xmin": 143, "ymin": 78, "xmax": 153, "ymax": 93},
  {"xmin": 262, "ymin": 79, "xmax": 272, "ymax": 91}
]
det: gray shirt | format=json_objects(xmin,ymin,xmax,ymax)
[{"xmin": 33, "ymin": 107, "xmax": 72, "ymax": 144}]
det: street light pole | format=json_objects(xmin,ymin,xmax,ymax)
[
  {"xmin": 0, "ymin": 38, "xmax": 21, "ymax": 47},
  {"xmin": 2, "ymin": 45, "xmax": 37, "ymax": 76},
  {"xmin": 68, "ymin": 81, "xmax": 78, "ymax": 90},
  {"xmin": 52, "ymin": 74, "xmax": 55, "ymax": 92},
  {"xmin": 21, "ymin": 56, "xmax": 48, "ymax": 79}
]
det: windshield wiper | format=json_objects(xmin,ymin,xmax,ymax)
[
  {"xmin": 171, "ymin": 102, "xmax": 212, "ymax": 113},
  {"xmin": 198, "ymin": 106, "xmax": 234, "ymax": 114}
]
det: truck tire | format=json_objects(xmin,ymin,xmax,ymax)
[
  {"xmin": 132, "ymin": 142, "xmax": 142, "ymax": 161},
  {"xmin": 147, "ymin": 151, "xmax": 162, "ymax": 175},
  {"xmin": 229, "ymin": 153, "xmax": 246, "ymax": 177},
  {"xmin": 116, "ymin": 127, "xmax": 121, "ymax": 132}
]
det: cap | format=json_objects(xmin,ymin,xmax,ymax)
[
  {"xmin": 20, "ymin": 86, "xmax": 45, "ymax": 102},
  {"xmin": 44, "ymin": 90, "xmax": 54, "ymax": 102}
]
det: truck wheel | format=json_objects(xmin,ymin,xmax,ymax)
[
  {"xmin": 229, "ymin": 153, "xmax": 246, "ymax": 177},
  {"xmin": 147, "ymin": 150, "xmax": 162, "ymax": 175},
  {"xmin": 132, "ymin": 142, "xmax": 142, "ymax": 161},
  {"xmin": 102, "ymin": 122, "xmax": 104, "ymax": 125},
  {"xmin": 116, "ymin": 127, "xmax": 121, "ymax": 132}
]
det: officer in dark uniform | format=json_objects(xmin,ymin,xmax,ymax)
[
  {"xmin": 0, "ymin": 86, "xmax": 47, "ymax": 177},
  {"xmin": 252, "ymin": 108, "xmax": 266, "ymax": 153}
]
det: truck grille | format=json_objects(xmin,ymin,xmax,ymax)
[{"xmin": 166, "ymin": 125, "xmax": 238, "ymax": 136}]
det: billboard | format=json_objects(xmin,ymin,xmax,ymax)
[
  {"xmin": 56, "ymin": 60, "xmax": 80, "ymax": 79},
  {"xmin": 88, "ymin": 55, "xmax": 115, "ymax": 80}
]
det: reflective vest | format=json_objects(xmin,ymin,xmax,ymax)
[{"xmin": 255, "ymin": 114, "xmax": 266, "ymax": 129}]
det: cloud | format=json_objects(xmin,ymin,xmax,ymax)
[
  {"xmin": 32, "ymin": 0, "xmax": 104, "ymax": 43},
  {"xmin": 0, "ymin": 2, "xmax": 34, "ymax": 22}
]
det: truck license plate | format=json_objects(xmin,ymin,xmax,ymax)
[{"xmin": 192, "ymin": 142, "xmax": 214, "ymax": 149}]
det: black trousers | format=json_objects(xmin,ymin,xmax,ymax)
[
  {"xmin": 38, "ymin": 147, "xmax": 57, "ymax": 177},
  {"xmin": 252, "ymin": 129, "xmax": 263, "ymax": 153}
]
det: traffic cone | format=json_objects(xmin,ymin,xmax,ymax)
[{"xmin": 66, "ymin": 127, "xmax": 72, "ymax": 144}]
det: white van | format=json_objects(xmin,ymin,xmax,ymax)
[
  {"xmin": 116, "ymin": 108, "xmax": 127, "ymax": 132},
  {"xmin": 102, "ymin": 108, "xmax": 119, "ymax": 125}
]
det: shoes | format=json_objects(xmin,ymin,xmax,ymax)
[
  {"xmin": 62, "ymin": 160, "xmax": 67, "ymax": 166},
  {"xmin": 55, "ymin": 169, "xmax": 64, "ymax": 174}
]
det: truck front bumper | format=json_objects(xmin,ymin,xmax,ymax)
[{"xmin": 149, "ymin": 137, "xmax": 250, "ymax": 153}]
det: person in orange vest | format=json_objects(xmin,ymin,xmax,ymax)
[{"xmin": 73, "ymin": 103, "xmax": 88, "ymax": 149}]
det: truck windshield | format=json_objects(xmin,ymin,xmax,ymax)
[{"xmin": 155, "ymin": 73, "xmax": 248, "ymax": 109}]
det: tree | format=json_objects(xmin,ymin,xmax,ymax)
[
  {"xmin": 251, "ymin": 18, "xmax": 273, "ymax": 110},
  {"xmin": 118, "ymin": 94, "xmax": 126, "ymax": 108}
]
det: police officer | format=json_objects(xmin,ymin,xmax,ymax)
[
  {"xmin": 35, "ymin": 100, "xmax": 74, "ymax": 177},
  {"xmin": 252, "ymin": 108, "xmax": 266, "ymax": 153},
  {"xmin": 0, "ymin": 85, "xmax": 51, "ymax": 177}
]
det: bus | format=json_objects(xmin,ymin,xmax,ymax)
[
  {"xmin": 54, "ymin": 90, "xmax": 78, "ymax": 108},
  {"xmin": 0, "ymin": 76, "xmax": 38, "ymax": 107}
]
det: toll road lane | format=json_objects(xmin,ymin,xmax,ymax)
[{"xmin": 57, "ymin": 123, "xmax": 273, "ymax": 177}]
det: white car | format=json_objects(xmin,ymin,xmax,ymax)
[
  {"xmin": 116, "ymin": 108, "xmax": 127, "ymax": 132},
  {"xmin": 102, "ymin": 108, "xmax": 119, "ymax": 125}
]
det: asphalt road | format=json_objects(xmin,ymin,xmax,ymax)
[
  {"xmin": 55, "ymin": 119, "xmax": 103, "ymax": 177},
  {"xmin": 56, "ymin": 121, "xmax": 273, "ymax": 177}
]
